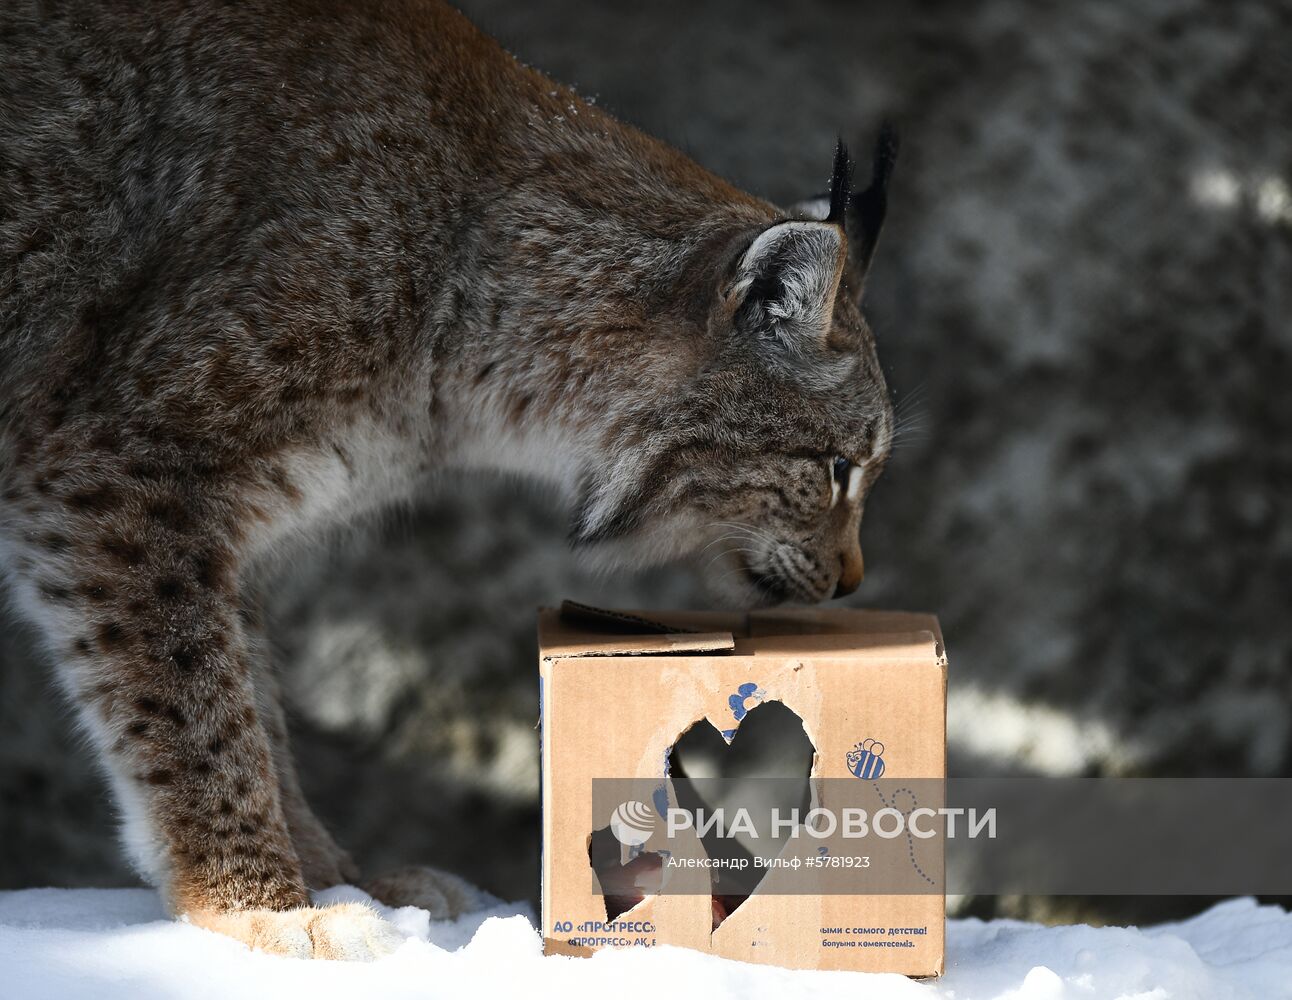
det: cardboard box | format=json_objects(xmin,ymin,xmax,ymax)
[{"xmin": 539, "ymin": 602, "xmax": 947, "ymax": 976}]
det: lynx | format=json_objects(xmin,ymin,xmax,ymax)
[{"xmin": 0, "ymin": 0, "xmax": 896, "ymax": 958}]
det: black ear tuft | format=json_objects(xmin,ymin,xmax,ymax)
[
  {"xmin": 846, "ymin": 122, "xmax": 900, "ymax": 285},
  {"xmin": 825, "ymin": 137, "xmax": 852, "ymax": 226}
]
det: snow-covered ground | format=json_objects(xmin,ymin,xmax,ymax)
[{"xmin": 2, "ymin": 887, "xmax": 1288, "ymax": 1000}]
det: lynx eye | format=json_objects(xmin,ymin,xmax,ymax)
[{"xmin": 829, "ymin": 456, "xmax": 860, "ymax": 507}]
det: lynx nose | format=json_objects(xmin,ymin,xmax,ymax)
[{"xmin": 833, "ymin": 547, "xmax": 864, "ymax": 599}]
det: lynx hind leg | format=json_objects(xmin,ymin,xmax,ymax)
[
  {"xmin": 249, "ymin": 621, "xmax": 480, "ymax": 918},
  {"xmin": 0, "ymin": 440, "xmax": 396, "ymax": 959},
  {"xmin": 245, "ymin": 616, "xmax": 359, "ymax": 890},
  {"xmin": 246, "ymin": 631, "xmax": 475, "ymax": 928}
]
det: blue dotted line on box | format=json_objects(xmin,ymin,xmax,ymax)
[{"xmin": 871, "ymin": 783, "xmax": 936, "ymax": 886}]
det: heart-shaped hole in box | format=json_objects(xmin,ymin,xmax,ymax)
[{"xmin": 588, "ymin": 696, "xmax": 815, "ymax": 931}]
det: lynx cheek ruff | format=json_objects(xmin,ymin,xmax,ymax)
[{"xmin": 538, "ymin": 602, "xmax": 948, "ymax": 977}]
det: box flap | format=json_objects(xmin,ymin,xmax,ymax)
[
  {"xmin": 538, "ymin": 604, "xmax": 948, "ymax": 661},
  {"xmin": 740, "ymin": 629, "xmax": 943, "ymax": 662},
  {"xmin": 749, "ymin": 607, "xmax": 946, "ymax": 658},
  {"xmin": 544, "ymin": 630, "xmax": 736, "ymax": 658},
  {"xmin": 556, "ymin": 600, "xmax": 704, "ymax": 635},
  {"xmin": 538, "ymin": 604, "xmax": 735, "ymax": 658}
]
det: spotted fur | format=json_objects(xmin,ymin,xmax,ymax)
[{"xmin": 0, "ymin": 0, "xmax": 894, "ymax": 954}]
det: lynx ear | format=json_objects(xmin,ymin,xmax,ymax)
[{"xmin": 730, "ymin": 220, "xmax": 846, "ymax": 356}]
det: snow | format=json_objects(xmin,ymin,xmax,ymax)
[{"xmin": 1, "ymin": 887, "xmax": 1289, "ymax": 1000}]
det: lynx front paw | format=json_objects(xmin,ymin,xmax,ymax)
[{"xmin": 188, "ymin": 902, "xmax": 405, "ymax": 960}]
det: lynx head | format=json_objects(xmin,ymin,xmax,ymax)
[{"xmin": 571, "ymin": 130, "xmax": 899, "ymax": 608}]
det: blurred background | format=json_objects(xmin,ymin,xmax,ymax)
[{"xmin": 2, "ymin": 0, "xmax": 1289, "ymax": 924}]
